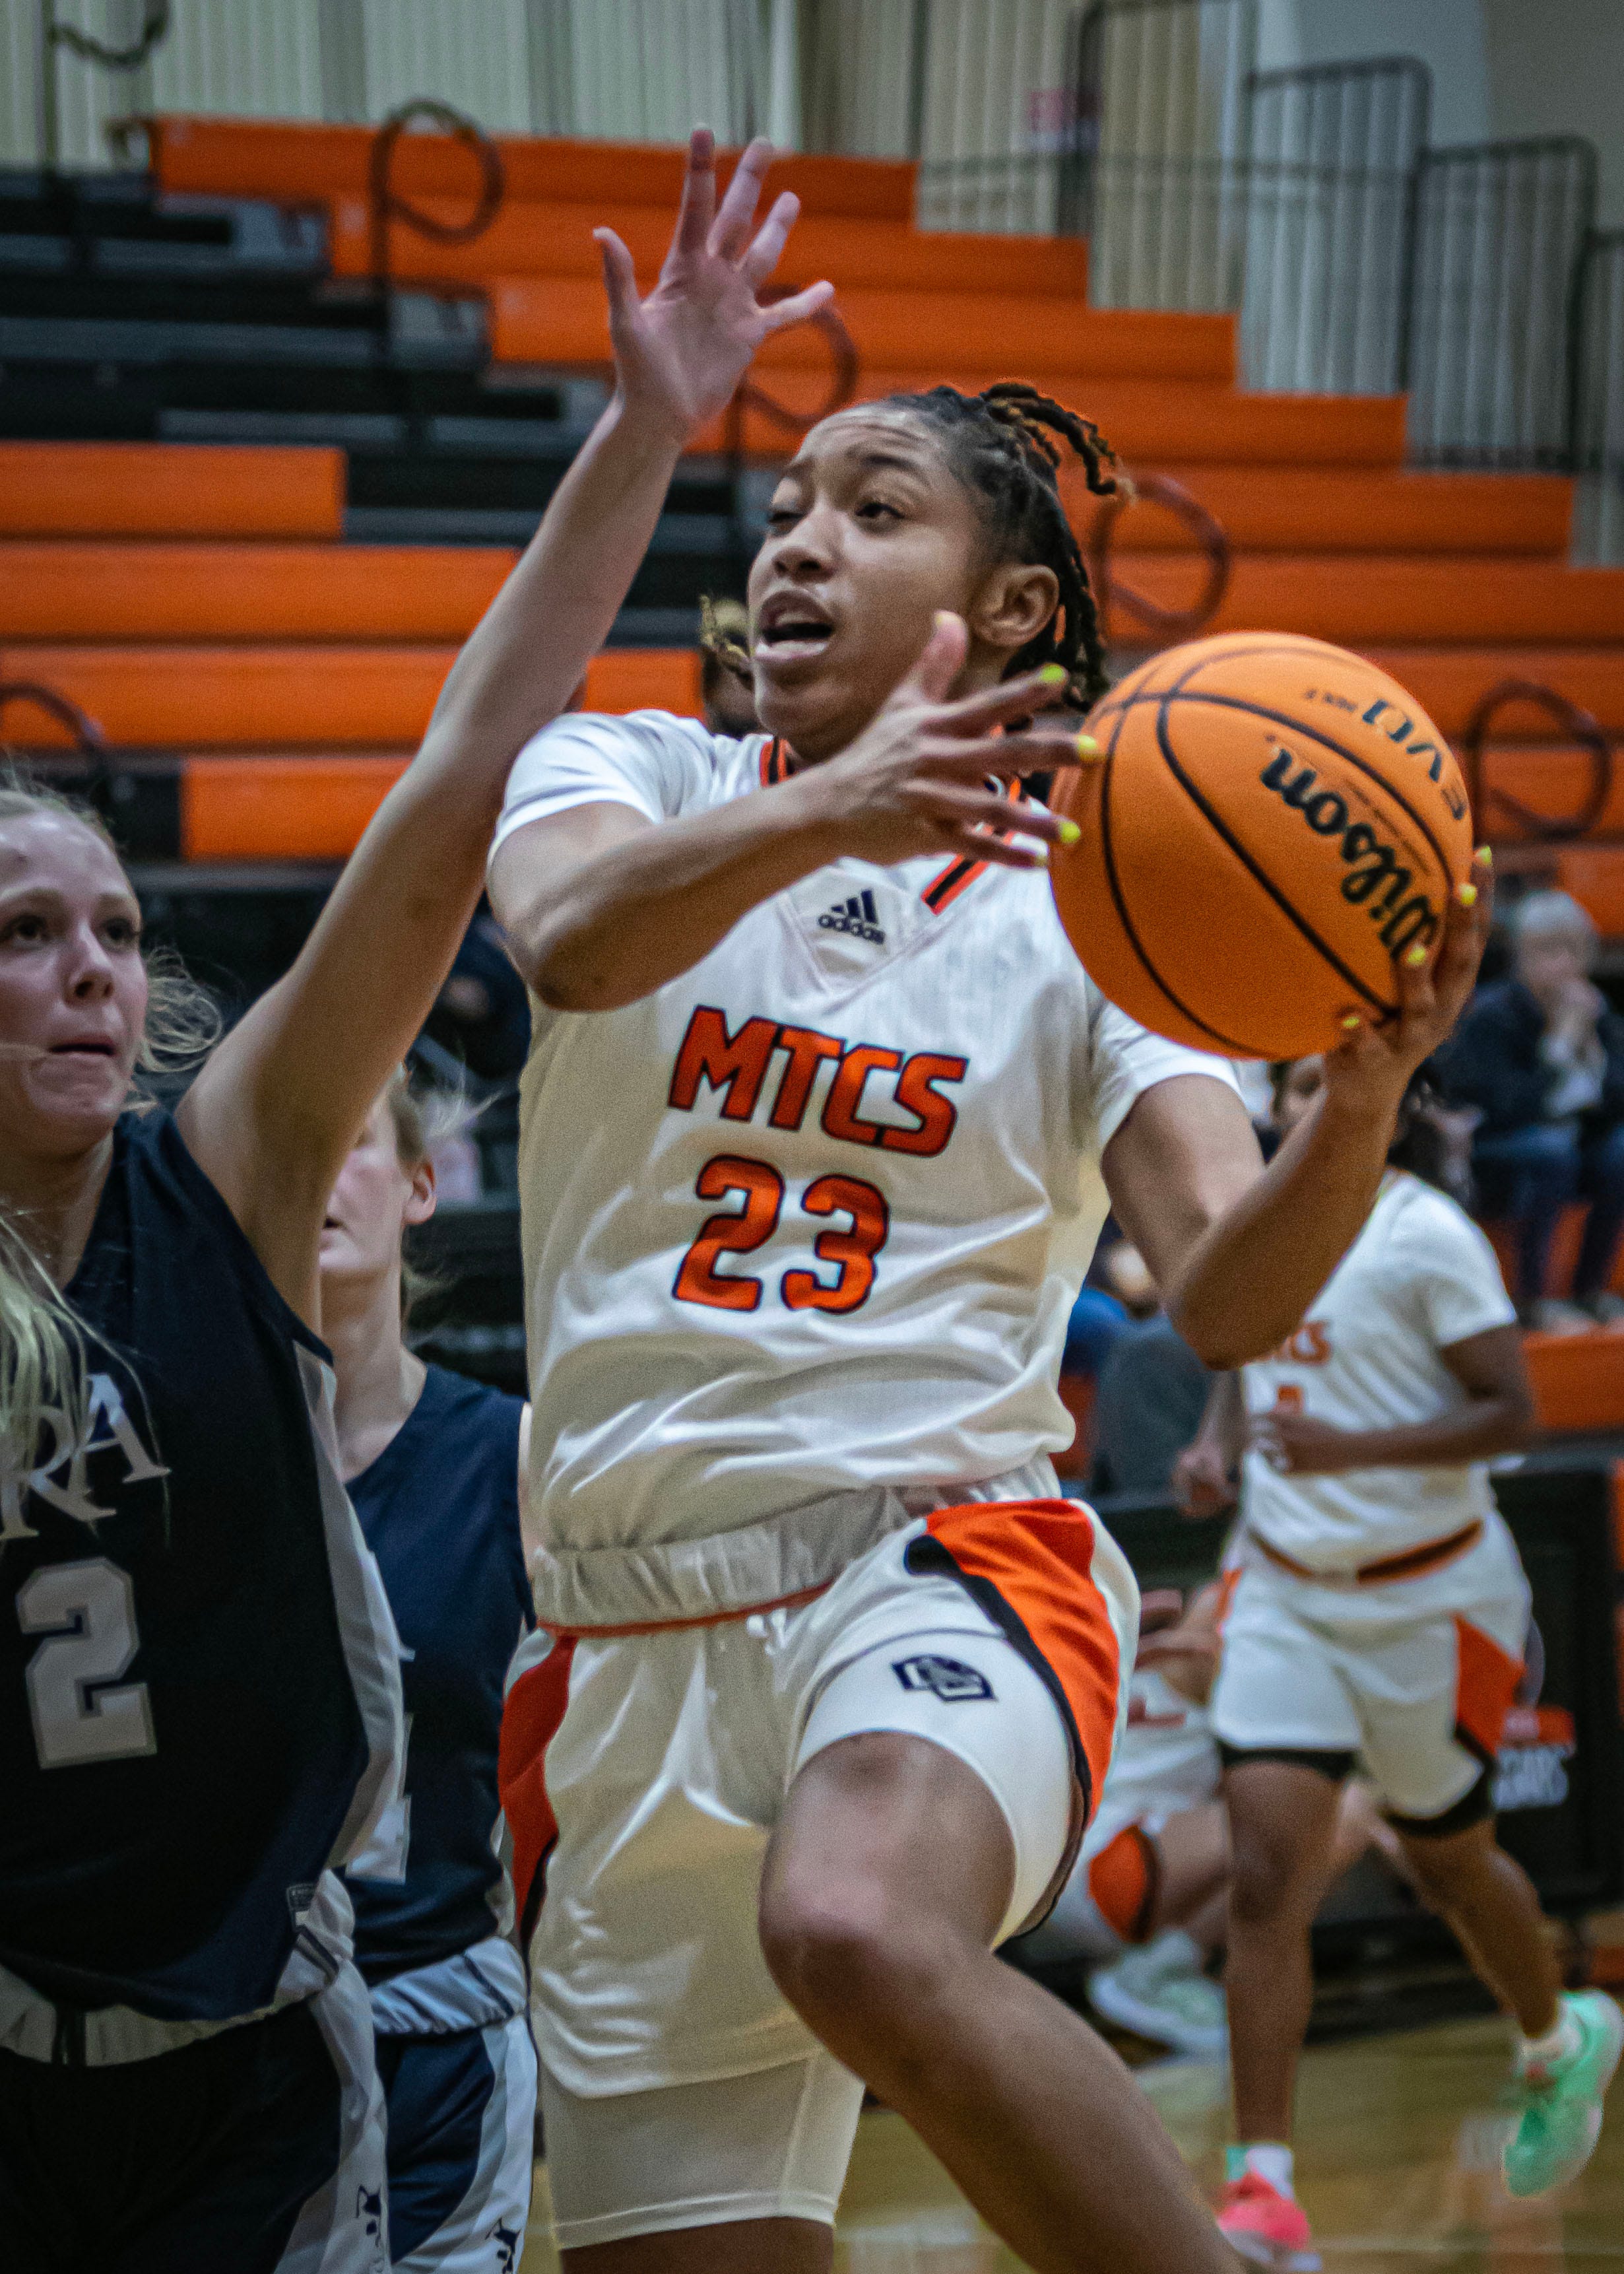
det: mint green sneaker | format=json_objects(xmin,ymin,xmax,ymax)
[{"xmin": 1502, "ymin": 1990, "xmax": 1624, "ymax": 2198}]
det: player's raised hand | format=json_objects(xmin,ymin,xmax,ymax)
[
  {"xmin": 595, "ymin": 128, "xmax": 835, "ymax": 442},
  {"xmin": 1323, "ymin": 848, "xmax": 1493, "ymax": 1112},
  {"xmin": 791, "ymin": 612, "xmax": 1097, "ymax": 871}
]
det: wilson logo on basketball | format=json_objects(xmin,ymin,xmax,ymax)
[{"xmin": 1260, "ymin": 749, "xmax": 1442, "ymax": 958}]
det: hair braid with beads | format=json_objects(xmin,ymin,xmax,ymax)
[
  {"xmin": 888, "ymin": 382, "xmax": 1122, "ymax": 708},
  {"xmin": 701, "ymin": 381, "xmax": 1122, "ymax": 711}
]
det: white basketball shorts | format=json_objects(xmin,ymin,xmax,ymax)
[
  {"xmin": 502, "ymin": 1497, "xmax": 1139, "ymax": 2250},
  {"xmin": 1210, "ymin": 1512, "xmax": 1531, "ymax": 1826}
]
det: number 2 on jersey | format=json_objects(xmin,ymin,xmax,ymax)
[
  {"xmin": 674, "ymin": 1155, "xmax": 890, "ymax": 1315},
  {"xmin": 17, "ymin": 1556, "xmax": 156, "ymax": 1769}
]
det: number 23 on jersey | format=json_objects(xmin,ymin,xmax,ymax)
[{"xmin": 675, "ymin": 1156, "xmax": 890, "ymax": 1316}]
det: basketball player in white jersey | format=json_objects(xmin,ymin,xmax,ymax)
[
  {"xmin": 1014, "ymin": 1585, "xmax": 1231, "ymax": 2055},
  {"xmin": 1185, "ymin": 1058, "xmax": 1623, "ymax": 2267},
  {"xmin": 1014, "ymin": 1587, "xmax": 1386, "ymax": 2061},
  {"xmin": 484, "ymin": 131, "xmax": 1489, "ymax": 2272}
]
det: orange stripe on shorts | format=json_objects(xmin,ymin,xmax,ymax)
[
  {"xmin": 1088, "ymin": 1823, "xmax": 1157, "ymax": 1944},
  {"xmin": 498, "ymin": 1634, "xmax": 576, "ymax": 1946},
  {"xmin": 1453, "ymin": 1615, "xmax": 1522, "ymax": 1768},
  {"xmin": 904, "ymin": 1497, "xmax": 1124, "ymax": 1826}
]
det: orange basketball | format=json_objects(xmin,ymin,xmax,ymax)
[{"xmin": 1048, "ymin": 632, "xmax": 1475, "ymax": 1061}]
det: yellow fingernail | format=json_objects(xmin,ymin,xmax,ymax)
[
  {"xmin": 1456, "ymin": 881, "xmax": 1478, "ymax": 908},
  {"xmin": 1405, "ymin": 943, "xmax": 1428, "ymax": 968},
  {"xmin": 1475, "ymin": 844, "xmax": 1493, "ymax": 869},
  {"xmin": 1341, "ymin": 1015, "xmax": 1363, "ymax": 1031},
  {"xmin": 1058, "ymin": 819, "xmax": 1082, "ymax": 846},
  {"xmin": 1039, "ymin": 663, "xmax": 1067, "ymax": 687},
  {"xmin": 1077, "ymin": 731, "xmax": 1100, "ymax": 760}
]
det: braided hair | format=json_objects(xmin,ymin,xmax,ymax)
[
  {"xmin": 702, "ymin": 380, "xmax": 1124, "ymax": 708},
  {"xmin": 886, "ymin": 382, "xmax": 1122, "ymax": 708}
]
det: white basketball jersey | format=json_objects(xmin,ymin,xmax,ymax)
[
  {"xmin": 1241, "ymin": 1170, "xmax": 1518, "ymax": 1572},
  {"xmin": 493, "ymin": 711, "xmax": 1240, "ymax": 1621}
]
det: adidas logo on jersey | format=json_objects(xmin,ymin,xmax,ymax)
[{"xmin": 818, "ymin": 888, "xmax": 885, "ymax": 945}]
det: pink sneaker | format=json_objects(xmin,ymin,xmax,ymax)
[{"xmin": 1216, "ymin": 2173, "xmax": 1321, "ymax": 2271}]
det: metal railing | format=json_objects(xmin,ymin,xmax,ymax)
[
  {"xmin": 909, "ymin": 0, "xmax": 1093, "ymax": 238},
  {"xmin": 368, "ymin": 96, "xmax": 506, "ymax": 357},
  {"xmin": 1074, "ymin": 0, "xmax": 1254, "ymax": 309},
  {"xmin": 1574, "ymin": 232, "xmax": 1624, "ymax": 566},
  {"xmin": 1459, "ymin": 682, "xmax": 1615, "ymax": 848},
  {"xmin": 1406, "ymin": 138, "xmax": 1597, "ymax": 469},
  {"xmin": 1086, "ymin": 472, "xmax": 1231, "ymax": 646},
  {"xmin": 903, "ymin": 0, "xmax": 1614, "ymax": 510},
  {"xmin": 0, "ymin": 679, "xmax": 115, "ymax": 820},
  {"xmin": 727, "ymin": 294, "xmax": 861, "ymax": 447},
  {"xmin": 36, "ymin": 0, "xmax": 169, "ymax": 172},
  {"xmin": 1241, "ymin": 56, "xmax": 1429, "ymax": 396}
]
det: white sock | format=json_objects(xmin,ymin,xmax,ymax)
[
  {"xmin": 1142, "ymin": 1927, "xmax": 1204, "ymax": 1974},
  {"xmin": 1227, "ymin": 2142, "xmax": 1295, "ymax": 2197},
  {"xmin": 1518, "ymin": 1999, "xmax": 1582, "ymax": 2072},
  {"xmin": 1249, "ymin": 2143, "xmax": 1296, "ymax": 2197}
]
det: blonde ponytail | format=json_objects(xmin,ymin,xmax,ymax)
[
  {"xmin": 383, "ymin": 1065, "xmax": 477, "ymax": 1333},
  {"xmin": 0, "ymin": 774, "xmax": 221, "ymax": 1470},
  {"xmin": 0, "ymin": 1207, "xmax": 88, "ymax": 1475}
]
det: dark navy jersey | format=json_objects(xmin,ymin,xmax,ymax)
[
  {"xmin": 0, "ymin": 1111, "xmax": 401, "ymax": 2023},
  {"xmin": 345, "ymin": 1365, "xmax": 531, "ymax": 1984}
]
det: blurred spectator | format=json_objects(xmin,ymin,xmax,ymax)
[
  {"xmin": 1062, "ymin": 1282, "xmax": 1130, "ymax": 1376},
  {"xmin": 1089, "ymin": 1243, "xmax": 1211, "ymax": 1498},
  {"xmin": 700, "ymin": 598, "xmax": 761, "ymax": 736},
  {"xmin": 1438, "ymin": 890, "xmax": 1624, "ymax": 1331},
  {"xmin": 424, "ymin": 902, "xmax": 531, "ymax": 1082}
]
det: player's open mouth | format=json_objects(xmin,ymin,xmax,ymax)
[
  {"xmin": 50, "ymin": 1040, "xmax": 115, "ymax": 1055},
  {"xmin": 756, "ymin": 596, "xmax": 835, "ymax": 662}
]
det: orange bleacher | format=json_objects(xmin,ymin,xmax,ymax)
[
  {"xmin": 148, "ymin": 116, "xmax": 915, "ymax": 220},
  {"xmin": 1522, "ymin": 1329, "xmax": 1624, "ymax": 1435},
  {"xmin": 9, "ymin": 119, "xmax": 1616, "ymax": 812},
  {"xmin": 10, "ymin": 115, "xmax": 1624, "ymax": 1428},
  {"xmin": 0, "ymin": 440, "xmax": 344, "ymax": 539}
]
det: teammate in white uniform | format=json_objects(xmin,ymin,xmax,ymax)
[
  {"xmin": 484, "ymin": 131, "xmax": 1488, "ymax": 2273},
  {"xmin": 1016, "ymin": 1588, "xmax": 1387, "ymax": 2060},
  {"xmin": 1182, "ymin": 1057, "xmax": 1623, "ymax": 2267},
  {"xmin": 1014, "ymin": 1587, "xmax": 1230, "ymax": 2055}
]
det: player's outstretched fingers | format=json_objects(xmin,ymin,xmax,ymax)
[
  {"xmin": 913, "ymin": 728, "xmax": 1095, "ymax": 784},
  {"xmin": 916, "ymin": 791, "xmax": 1077, "ymax": 872},
  {"xmin": 741, "ymin": 191, "xmax": 802, "ymax": 287},
  {"xmin": 758, "ymin": 278, "xmax": 837, "ymax": 335},
  {"xmin": 937, "ymin": 661, "xmax": 1080, "ymax": 738},
  {"xmin": 710, "ymin": 134, "xmax": 775, "ymax": 259},
  {"xmin": 669, "ymin": 125, "xmax": 719, "ymax": 263},
  {"xmin": 593, "ymin": 228, "xmax": 640, "ymax": 332}
]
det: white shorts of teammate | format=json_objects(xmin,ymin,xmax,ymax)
[
  {"xmin": 505, "ymin": 1498, "xmax": 1139, "ymax": 2253},
  {"xmin": 1210, "ymin": 1512, "xmax": 1530, "ymax": 1828}
]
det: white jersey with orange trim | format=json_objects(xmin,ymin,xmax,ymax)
[
  {"xmin": 492, "ymin": 709, "xmax": 1241, "ymax": 1628},
  {"xmin": 1239, "ymin": 1170, "xmax": 1518, "ymax": 1575}
]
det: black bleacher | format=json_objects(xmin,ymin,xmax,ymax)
[{"xmin": 0, "ymin": 164, "xmax": 758, "ymax": 643}]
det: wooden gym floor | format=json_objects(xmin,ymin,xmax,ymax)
[{"xmin": 521, "ymin": 2009, "xmax": 1624, "ymax": 2268}]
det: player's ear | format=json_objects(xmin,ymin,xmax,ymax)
[
  {"xmin": 969, "ymin": 560, "xmax": 1059, "ymax": 659},
  {"xmin": 405, "ymin": 1155, "xmax": 437, "ymax": 1228}
]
